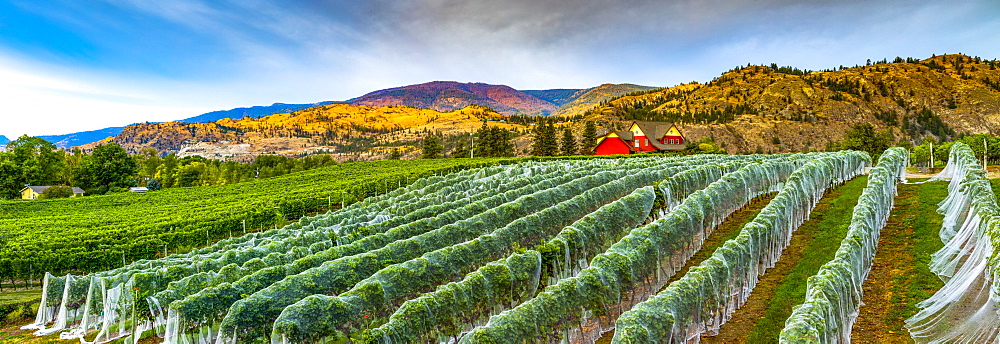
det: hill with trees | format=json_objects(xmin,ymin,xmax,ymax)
[{"xmin": 584, "ymin": 54, "xmax": 1000, "ymax": 154}]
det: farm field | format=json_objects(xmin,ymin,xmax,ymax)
[
  {"xmin": 0, "ymin": 158, "xmax": 513, "ymax": 281},
  {"xmin": 5, "ymin": 144, "xmax": 1000, "ymax": 344}
]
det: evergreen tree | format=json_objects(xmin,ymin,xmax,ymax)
[
  {"xmin": 146, "ymin": 179, "xmax": 162, "ymax": 191},
  {"xmin": 421, "ymin": 134, "xmax": 443, "ymax": 159},
  {"xmin": 476, "ymin": 123, "xmax": 515, "ymax": 157},
  {"xmin": 580, "ymin": 121, "xmax": 598, "ymax": 155},
  {"xmin": 388, "ymin": 149, "xmax": 402, "ymax": 160},
  {"xmin": 452, "ymin": 141, "xmax": 469, "ymax": 158},
  {"xmin": 531, "ymin": 122, "xmax": 555, "ymax": 156},
  {"xmin": 560, "ymin": 128, "xmax": 577, "ymax": 156}
]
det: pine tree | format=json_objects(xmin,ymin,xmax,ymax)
[
  {"xmin": 560, "ymin": 128, "xmax": 577, "ymax": 156},
  {"xmin": 531, "ymin": 121, "xmax": 558, "ymax": 156},
  {"xmin": 421, "ymin": 134, "xmax": 442, "ymax": 159},
  {"xmin": 452, "ymin": 141, "xmax": 469, "ymax": 158},
  {"xmin": 579, "ymin": 121, "xmax": 598, "ymax": 155}
]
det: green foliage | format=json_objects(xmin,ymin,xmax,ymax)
[
  {"xmin": 146, "ymin": 179, "xmax": 162, "ymax": 191},
  {"xmin": 835, "ymin": 123, "xmax": 894, "ymax": 159},
  {"xmin": 39, "ymin": 186, "xmax": 74, "ymax": 199},
  {"xmin": 420, "ymin": 134, "xmax": 442, "ymax": 159},
  {"xmin": 0, "ymin": 136, "xmax": 66, "ymax": 199},
  {"xmin": 530, "ymin": 121, "xmax": 559, "ymax": 156},
  {"xmin": 74, "ymin": 142, "xmax": 138, "ymax": 194},
  {"xmin": 686, "ymin": 137, "xmax": 722, "ymax": 154},
  {"xmin": 0, "ymin": 158, "xmax": 505, "ymax": 279},
  {"xmin": 475, "ymin": 123, "xmax": 516, "ymax": 157},
  {"xmin": 580, "ymin": 121, "xmax": 598, "ymax": 155},
  {"xmin": 560, "ymin": 128, "xmax": 577, "ymax": 156},
  {"xmin": 451, "ymin": 141, "xmax": 469, "ymax": 158}
]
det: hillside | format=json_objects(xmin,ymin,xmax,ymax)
[
  {"xmin": 349, "ymin": 81, "xmax": 558, "ymax": 116},
  {"xmin": 521, "ymin": 89, "xmax": 585, "ymax": 105},
  {"xmin": 180, "ymin": 101, "xmax": 340, "ymax": 123},
  {"xmin": 39, "ymin": 126, "xmax": 127, "ymax": 149},
  {"xmin": 587, "ymin": 54, "xmax": 1000, "ymax": 154},
  {"xmin": 36, "ymin": 102, "xmax": 339, "ymax": 148},
  {"xmin": 88, "ymin": 104, "xmax": 530, "ymax": 160},
  {"xmin": 552, "ymin": 83, "xmax": 657, "ymax": 116},
  {"xmin": 79, "ymin": 54, "xmax": 1000, "ymax": 158}
]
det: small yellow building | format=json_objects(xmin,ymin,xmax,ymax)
[{"xmin": 20, "ymin": 186, "xmax": 86, "ymax": 199}]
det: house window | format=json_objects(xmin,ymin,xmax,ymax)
[
  {"xmin": 634, "ymin": 140, "xmax": 639, "ymax": 148},
  {"xmin": 644, "ymin": 139, "xmax": 648, "ymax": 146}
]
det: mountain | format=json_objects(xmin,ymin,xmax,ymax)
[
  {"xmin": 522, "ymin": 89, "xmax": 585, "ymax": 106},
  {"xmin": 40, "ymin": 126, "xmax": 128, "ymax": 149},
  {"xmin": 180, "ymin": 102, "xmax": 339, "ymax": 123},
  {"xmin": 0, "ymin": 135, "xmax": 9, "ymax": 145},
  {"xmin": 86, "ymin": 104, "xmax": 536, "ymax": 160},
  {"xmin": 349, "ymin": 81, "xmax": 558, "ymax": 116},
  {"xmin": 551, "ymin": 83, "xmax": 658, "ymax": 117},
  {"xmin": 587, "ymin": 54, "xmax": 1000, "ymax": 154},
  {"xmin": 39, "ymin": 102, "xmax": 338, "ymax": 148}
]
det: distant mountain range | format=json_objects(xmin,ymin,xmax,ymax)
[
  {"xmin": 347, "ymin": 81, "xmax": 655, "ymax": 117},
  {"xmin": 179, "ymin": 102, "xmax": 341, "ymax": 123},
  {"xmin": 349, "ymin": 81, "xmax": 558, "ymax": 116},
  {"xmin": 0, "ymin": 135, "xmax": 10, "ymax": 145},
  {"xmin": 42, "ymin": 82, "xmax": 654, "ymax": 148},
  {"xmin": 39, "ymin": 102, "xmax": 339, "ymax": 148},
  {"xmin": 70, "ymin": 54, "xmax": 1000, "ymax": 159}
]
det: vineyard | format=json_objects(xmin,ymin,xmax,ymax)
[
  {"xmin": 10, "ymin": 144, "xmax": 1000, "ymax": 343},
  {"xmin": 0, "ymin": 158, "xmax": 513, "ymax": 282}
]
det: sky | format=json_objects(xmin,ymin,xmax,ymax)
[{"xmin": 1, "ymin": 0, "xmax": 999, "ymax": 139}]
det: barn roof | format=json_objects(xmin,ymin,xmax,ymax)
[
  {"xmin": 632, "ymin": 121, "xmax": 678, "ymax": 138},
  {"xmin": 21, "ymin": 186, "xmax": 86, "ymax": 194}
]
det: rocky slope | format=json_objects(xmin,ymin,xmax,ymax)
[{"xmin": 587, "ymin": 54, "xmax": 1000, "ymax": 154}]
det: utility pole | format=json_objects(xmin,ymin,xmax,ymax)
[
  {"xmin": 930, "ymin": 141, "xmax": 934, "ymax": 171},
  {"xmin": 471, "ymin": 132, "xmax": 475, "ymax": 159}
]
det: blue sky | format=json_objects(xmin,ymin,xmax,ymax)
[{"xmin": 1, "ymin": 0, "xmax": 999, "ymax": 139}]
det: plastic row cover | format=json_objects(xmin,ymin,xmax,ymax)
[
  {"xmin": 460, "ymin": 154, "xmax": 816, "ymax": 343},
  {"xmin": 343, "ymin": 187, "xmax": 657, "ymax": 344},
  {"xmin": 173, "ymin": 157, "xmax": 710, "ymax": 344},
  {"xmin": 611, "ymin": 151, "xmax": 869, "ymax": 344},
  {"xmin": 905, "ymin": 142, "xmax": 1000, "ymax": 343},
  {"xmin": 22, "ymin": 163, "xmax": 512, "ymax": 340},
  {"xmin": 779, "ymin": 147, "xmax": 908, "ymax": 343}
]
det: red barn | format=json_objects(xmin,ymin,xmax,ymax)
[{"xmin": 594, "ymin": 121, "xmax": 685, "ymax": 155}]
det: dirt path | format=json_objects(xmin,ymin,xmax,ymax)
[
  {"xmin": 594, "ymin": 193, "xmax": 778, "ymax": 344},
  {"xmin": 850, "ymin": 182, "xmax": 946, "ymax": 343},
  {"xmin": 701, "ymin": 176, "xmax": 868, "ymax": 344}
]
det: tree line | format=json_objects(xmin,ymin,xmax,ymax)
[{"xmin": 0, "ymin": 136, "xmax": 338, "ymax": 199}]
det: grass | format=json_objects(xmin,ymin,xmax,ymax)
[
  {"xmin": 744, "ymin": 176, "xmax": 869, "ymax": 343},
  {"xmin": 850, "ymin": 180, "xmax": 947, "ymax": 342},
  {"xmin": 699, "ymin": 176, "xmax": 867, "ymax": 343}
]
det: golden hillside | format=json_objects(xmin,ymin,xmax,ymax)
[
  {"xmin": 90, "ymin": 104, "xmax": 528, "ymax": 160},
  {"xmin": 587, "ymin": 54, "xmax": 1000, "ymax": 153},
  {"xmin": 87, "ymin": 54, "xmax": 1000, "ymax": 159}
]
